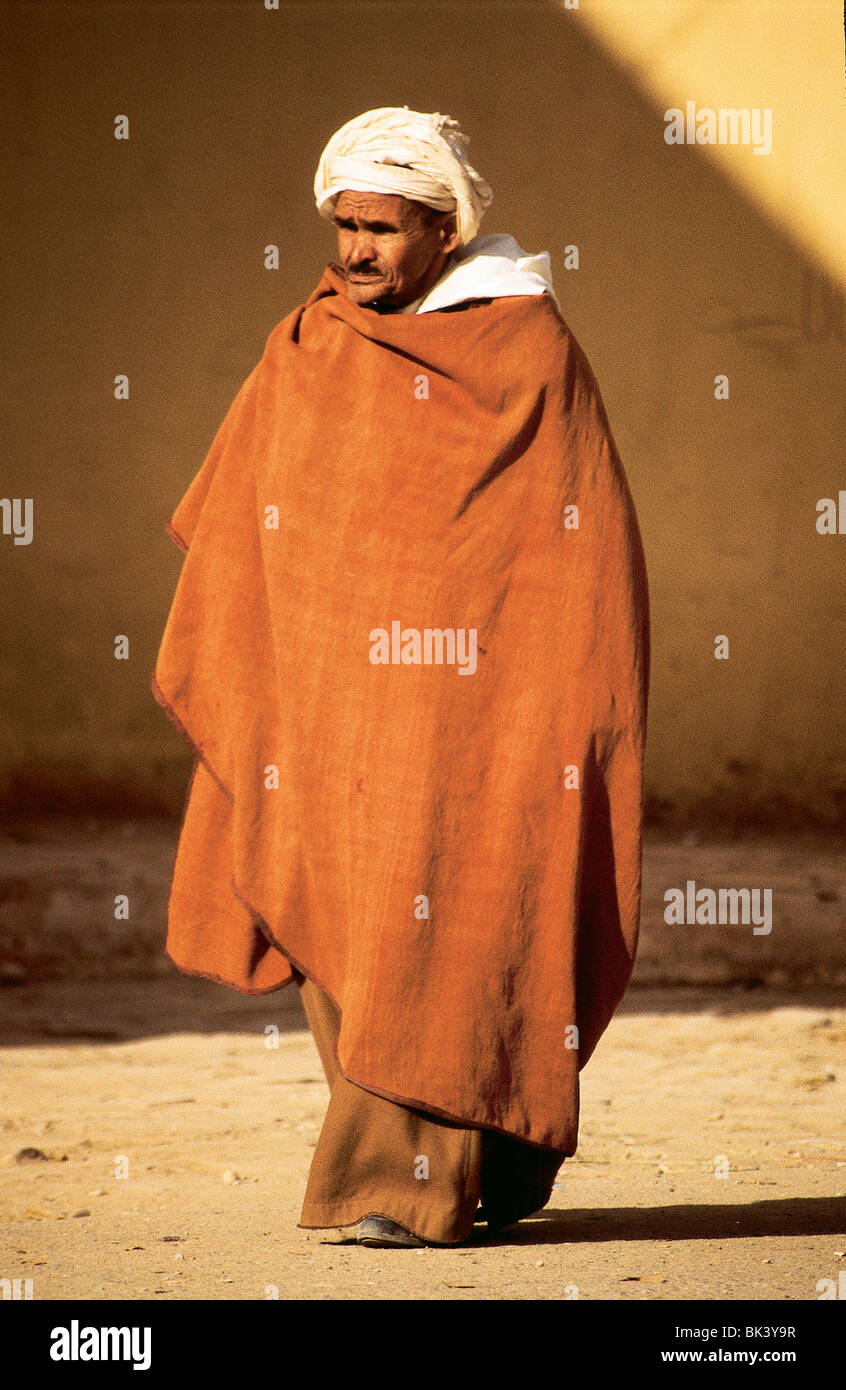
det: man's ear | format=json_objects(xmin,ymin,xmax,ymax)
[{"xmin": 439, "ymin": 213, "xmax": 461, "ymax": 256}]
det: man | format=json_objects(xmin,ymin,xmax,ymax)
[{"xmin": 153, "ymin": 106, "xmax": 650, "ymax": 1250}]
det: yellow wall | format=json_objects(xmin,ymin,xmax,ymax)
[
  {"xmin": 578, "ymin": 0, "xmax": 846, "ymax": 290},
  {"xmin": 2, "ymin": 0, "xmax": 844, "ymax": 826}
]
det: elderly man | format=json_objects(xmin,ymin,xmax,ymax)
[{"xmin": 153, "ymin": 107, "xmax": 650, "ymax": 1250}]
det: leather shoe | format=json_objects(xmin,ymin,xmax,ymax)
[{"xmin": 357, "ymin": 1214, "xmax": 427, "ymax": 1247}]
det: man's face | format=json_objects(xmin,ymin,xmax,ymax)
[{"xmin": 332, "ymin": 190, "xmax": 460, "ymax": 308}]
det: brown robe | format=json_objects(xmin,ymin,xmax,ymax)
[{"xmin": 152, "ymin": 264, "xmax": 650, "ymax": 1153}]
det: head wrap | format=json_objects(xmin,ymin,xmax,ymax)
[{"xmin": 314, "ymin": 105, "xmax": 493, "ymax": 247}]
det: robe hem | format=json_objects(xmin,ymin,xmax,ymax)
[
  {"xmin": 151, "ymin": 674, "xmax": 234, "ymax": 803},
  {"xmin": 163, "ymin": 946, "xmax": 294, "ymax": 996},
  {"xmin": 165, "ymin": 519, "xmax": 188, "ymax": 553}
]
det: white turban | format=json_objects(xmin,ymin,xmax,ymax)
[{"xmin": 314, "ymin": 105, "xmax": 493, "ymax": 247}]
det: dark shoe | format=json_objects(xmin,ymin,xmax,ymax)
[
  {"xmin": 357, "ymin": 1215, "xmax": 427, "ymax": 1248},
  {"xmin": 475, "ymin": 1205, "xmax": 506, "ymax": 1233},
  {"xmin": 475, "ymin": 1203, "xmax": 534, "ymax": 1233}
]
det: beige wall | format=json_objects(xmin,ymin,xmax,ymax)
[{"xmin": 2, "ymin": 0, "xmax": 844, "ymax": 827}]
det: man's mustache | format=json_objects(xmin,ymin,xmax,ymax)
[{"xmin": 346, "ymin": 262, "xmax": 387, "ymax": 276}]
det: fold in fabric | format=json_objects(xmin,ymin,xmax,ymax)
[{"xmin": 152, "ymin": 265, "xmax": 650, "ymax": 1152}]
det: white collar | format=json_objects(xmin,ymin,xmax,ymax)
[{"xmin": 406, "ymin": 233, "xmax": 558, "ymax": 314}]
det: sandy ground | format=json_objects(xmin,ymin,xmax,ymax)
[{"xmin": 1, "ymin": 977, "xmax": 844, "ymax": 1301}]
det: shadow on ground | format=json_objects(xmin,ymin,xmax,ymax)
[
  {"xmin": 0, "ymin": 975, "xmax": 843, "ymax": 1048},
  {"xmin": 490, "ymin": 1197, "xmax": 846, "ymax": 1245}
]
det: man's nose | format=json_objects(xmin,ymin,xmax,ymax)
[{"xmin": 349, "ymin": 231, "xmax": 377, "ymax": 264}]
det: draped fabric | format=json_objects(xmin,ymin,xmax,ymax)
[{"xmin": 152, "ymin": 264, "xmax": 650, "ymax": 1152}]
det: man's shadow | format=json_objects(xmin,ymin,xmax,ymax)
[{"xmin": 478, "ymin": 1196, "xmax": 846, "ymax": 1245}]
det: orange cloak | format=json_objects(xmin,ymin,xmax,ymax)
[{"xmin": 152, "ymin": 265, "xmax": 650, "ymax": 1152}]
